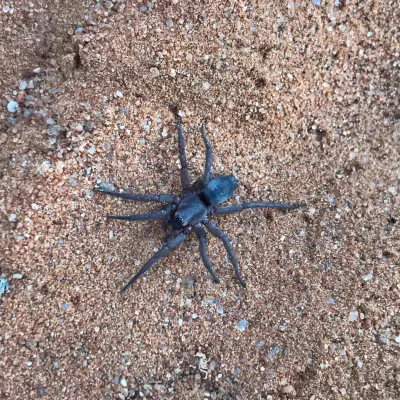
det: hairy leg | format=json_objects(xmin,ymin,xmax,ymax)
[
  {"xmin": 194, "ymin": 225, "xmax": 220, "ymax": 283},
  {"xmin": 121, "ymin": 230, "xmax": 189, "ymax": 293},
  {"xmin": 97, "ymin": 188, "xmax": 178, "ymax": 203},
  {"xmin": 108, "ymin": 205, "xmax": 173, "ymax": 221},
  {"xmin": 203, "ymin": 220, "xmax": 246, "ymax": 287},
  {"xmin": 213, "ymin": 201, "xmax": 306, "ymax": 215},
  {"xmin": 200, "ymin": 122, "xmax": 212, "ymax": 185}
]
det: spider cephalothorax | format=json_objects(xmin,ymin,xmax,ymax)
[{"xmin": 97, "ymin": 108, "xmax": 305, "ymax": 292}]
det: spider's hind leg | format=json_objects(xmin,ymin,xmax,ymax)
[
  {"xmin": 194, "ymin": 225, "xmax": 220, "ymax": 284},
  {"xmin": 203, "ymin": 220, "xmax": 246, "ymax": 287}
]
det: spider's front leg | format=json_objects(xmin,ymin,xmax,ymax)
[{"xmin": 121, "ymin": 227, "xmax": 191, "ymax": 293}]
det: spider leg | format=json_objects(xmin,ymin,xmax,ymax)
[
  {"xmin": 175, "ymin": 116, "xmax": 190, "ymax": 192},
  {"xmin": 200, "ymin": 121, "xmax": 212, "ymax": 186},
  {"xmin": 194, "ymin": 225, "xmax": 220, "ymax": 283},
  {"xmin": 212, "ymin": 201, "xmax": 306, "ymax": 215},
  {"xmin": 96, "ymin": 188, "xmax": 178, "ymax": 204},
  {"xmin": 121, "ymin": 230, "xmax": 189, "ymax": 293},
  {"xmin": 108, "ymin": 205, "xmax": 173, "ymax": 221},
  {"xmin": 162, "ymin": 229, "xmax": 182, "ymax": 243},
  {"xmin": 203, "ymin": 220, "xmax": 246, "ymax": 287}
]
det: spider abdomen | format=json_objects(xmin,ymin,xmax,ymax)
[{"xmin": 169, "ymin": 193, "xmax": 208, "ymax": 230}]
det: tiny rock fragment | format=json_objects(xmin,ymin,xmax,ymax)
[
  {"xmin": 362, "ymin": 273, "xmax": 373, "ymax": 281},
  {"xmin": 150, "ymin": 67, "xmax": 160, "ymax": 78},
  {"xmin": 115, "ymin": 90, "xmax": 123, "ymax": 98},
  {"xmin": 7, "ymin": 100, "xmax": 19, "ymax": 113},
  {"xmin": 8, "ymin": 214, "xmax": 17, "ymax": 222},
  {"xmin": 0, "ymin": 277, "xmax": 10, "ymax": 297},
  {"xmin": 33, "ymin": 67, "xmax": 41, "ymax": 74},
  {"xmin": 282, "ymin": 385, "xmax": 294, "ymax": 394},
  {"xmin": 349, "ymin": 311, "xmax": 358, "ymax": 322},
  {"xmin": 19, "ymin": 81, "xmax": 28, "ymax": 90},
  {"xmin": 235, "ymin": 319, "xmax": 248, "ymax": 332},
  {"xmin": 203, "ymin": 82, "xmax": 211, "ymax": 90},
  {"xmin": 12, "ymin": 273, "xmax": 23, "ymax": 280}
]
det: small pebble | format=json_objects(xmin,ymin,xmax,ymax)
[
  {"xmin": 235, "ymin": 319, "xmax": 248, "ymax": 332},
  {"xmin": 349, "ymin": 311, "xmax": 358, "ymax": 322},
  {"xmin": 327, "ymin": 297, "xmax": 336, "ymax": 305},
  {"xmin": 170, "ymin": 68, "xmax": 176, "ymax": 78},
  {"xmin": 288, "ymin": 2, "xmax": 295, "ymax": 9},
  {"xmin": 203, "ymin": 82, "xmax": 211, "ymax": 90},
  {"xmin": 256, "ymin": 340, "xmax": 265, "ymax": 351},
  {"xmin": 150, "ymin": 67, "xmax": 160, "ymax": 78},
  {"xmin": 139, "ymin": 4, "xmax": 148, "ymax": 14},
  {"xmin": 166, "ymin": 18, "xmax": 173, "ymax": 27},
  {"xmin": 87, "ymin": 145, "xmax": 96, "ymax": 155},
  {"xmin": 33, "ymin": 67, "xmax": 41, "ymax": 74},
  {"xmin": 120, "ymin": 378, "xmax": 127, "ymax": 387},
  {"xmin": 115, "ymin": 90, "xmax": 123, "ymax": 98},
  {"xmin": 3, "ymin": 5, "xmax": 10, "ymax": 12},
  {"xmin": 192, "ymin": 313, "xmax": 198, "ymax": 319},
  {"xmin": 282, "ymin": 385, "xmax": 294, "ymax": 394},
  {"xmin": 109, "ymin": 231, "xmax": 114, "ymax": 239},
  {"xmin": 75, "ymin": 27, "xmax": 83, "ymax": 34},
  {"xmin": 0, "ymin": 278, "xmax": 10, "ymax": 297},
  {"xmin": 94, "ymin": 327, "xmax": 100, "ymax": 333},
  {"xmin": 12, "ymin": 273, "xmax": 23, "ymax": 280},
  {"xmin": 19, "ymin": 81, "xmax": 28, "ymax": 90},
  {"xmin": 268, "ymin": 345, "xmax": 280, "ymax": 360},
  {"xmin": 312, "ymin": 0, "xmax": 321, "ymax": 6},
  {"xmin": 362, "ymin": 273, "xmax": 373, "ymax": 281},
  {"xmin": 8, "ymin": 214, "xmax": 17, "ymax": 222},
  {"xmin": 7, "ymin": 100, "xmax": 19, "ymax": 113}
]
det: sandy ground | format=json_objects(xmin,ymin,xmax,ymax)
[{"xmin": 1, "ymin": 0, "xmax": 399, "ymax": 399}]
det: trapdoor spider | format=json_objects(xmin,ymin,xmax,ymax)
[{"xmin": 97, "ymin": 109, "xmax": 305, "ymax": 292}]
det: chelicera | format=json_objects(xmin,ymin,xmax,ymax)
[{"xmin": 97, "ymin": 107, "xmax": 305, "ymax": 292}]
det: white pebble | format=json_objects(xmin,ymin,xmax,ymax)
[
  {"xmin": 12, "ymin": 273, "xmax": 23, "ymax": 279},
  {"xmin": 150, "ymin": 67, "xmax": 160, "ymax": 78},
  {"xmin": 120, "ymin": 378, "xmax": 127, "ymax": 387},
  {"xmin": 166, "ymin": 19, "xmax": 173, "ymax": 27},
  {"xmin": 203, "ymin": 82, "xmax": 211, "ymax": 90},
  {"xmin": 115, "ymin": 90, "xmax": 123, "ymax": 98},
  {"xmin": 109, "ymin": 231, "xmax": 114, "ymax": 239},
  {"xmin": 170, "ymin": 68, "xmax": 176, "ymax": 78},
  {"xmin": 288, "ymin": 2, "xmax": 294, "ymax": 9},
  {"xmin": 31, "ymin": 203, "xmax": 40, "ymax": 210},
  {"xmin": 388, "ymin": 187, "xmax": 397, "ymax": 195},
  {"xmin": 361, "ymin": 273, "xmax": 373, "ymax": 281},
  {"xmin": 33, "ymin": 67, "xmax": 41, "ymax": 74},
  {"xmin": 19, "ymin": 81, "xmax": 28, "ymax": 90},
  {"xmin": 94, "ymin": 327, "xmax": 100, "ymax": 333},
  {"xmin": 8, "ymin": 214, "xmax": 17, "ymax": 222},
  {"xmin": 7, "ymin": 100, "xmax": 19, "ymax": 113},
  {"xmin": 235, "ymin": 319, "xmax": 248, "ymax": 331},
  {"xmin": 3, "ymin": 5, "xmax": 10, "ymax": 13},
  {"xmin": 349, "ymin": 311, "xmax": 358, "ymax": 322},
  {"xmin": 192, "ymin": 313, "xmax": 198, "ymax": 319}
]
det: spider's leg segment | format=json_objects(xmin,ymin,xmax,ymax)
[
  {"xmin": 97, "ymin": 189, "xmax": 179, "ymax": 204},
  {"xmin": 121, "ymin": 230, "xmax": 189, "ymax": 293},
  {"xmin": 162, "ymin": 229, "xmax": 182, "ymax": 243},
  {"xmin": 194, "ymin": 225, "xmax": 220, "ymax": 283},
  {"xmin": 200, "ymin": 121, "xmax": 212, "ymax": 186},
  {"xmin": 176, "ymin": 117, "xmax": 190, "ymax": 191},
  {"xmin": 108, "ymin": 205, "xmax": 173, "ymax": 221},
  {"xmin": 212, "ymin": 201, "xmax": 306, "ymax": 215},
  {"xmin": 203, "ymin": 220, "xmax": 246, "ymax": 287}
]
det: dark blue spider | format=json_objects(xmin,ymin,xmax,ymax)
[{"xmin": 97, "ymin": 106, "xmax": 305, "ymax": 292}]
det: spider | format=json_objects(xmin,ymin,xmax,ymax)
[{"xmin": 97, "ymin": 107, "xmax": 305, "ymax": 292}]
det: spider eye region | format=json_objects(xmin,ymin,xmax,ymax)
[{"xmin": 200, "ymin": 175, "xmax": 238, "ymax": 206}]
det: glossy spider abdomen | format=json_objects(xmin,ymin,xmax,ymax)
[{"xmin": 199, "ymin": 175, "xmax": 238, "ymax": 206}]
